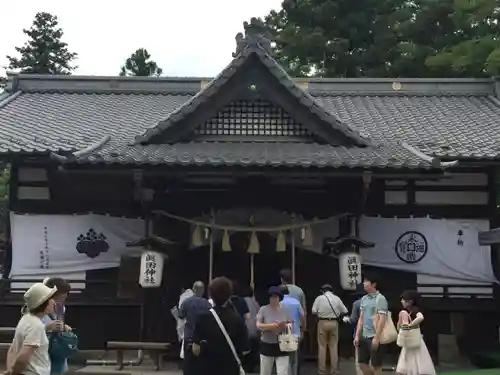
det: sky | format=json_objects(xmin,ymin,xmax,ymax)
[{"xmin": 0, "ymin": 0, "xmax": 283, "ymax": 78}]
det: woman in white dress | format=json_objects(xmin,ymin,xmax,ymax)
[{"xmin": 396, "ymin": 290, "xmax": 436, "ymax": 375}]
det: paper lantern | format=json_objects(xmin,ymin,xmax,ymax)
[
  {"xmin": 139, "ymin": 251, "xmax": 164, "ymax": 288},
  {"xmin": 339, "ymin": 252, "xmax": 362, "ymax": 291}
]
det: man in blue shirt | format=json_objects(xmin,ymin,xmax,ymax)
[
  {"xmin": 179, "ymin": 281, "xmax": 212, "ymax": 375},
  {"xmin": 280, "ymin": 284, "xmax": 305, "ymax": 375},
  {"xmin": 354, "ymin": 274, "xmax": 388, "ymax": 375}
]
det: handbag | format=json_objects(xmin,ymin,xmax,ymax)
[
  {"xmin": 396, "ymin": 311, "xmax": 421, "ymax": 349},
  {"xmin": 49, "ymin": 331, "xmax": 79, "ymax": 359},
  {"xmin": 47, "ymin": 312, "xmax": 78, "ymax": 361},
  {"xmin": 397, "ymin": 326, "xmax": 421, "ymax": 349},
  {"xmin": 374, "ymin": 294, "xmax": 397, "ymax": 344},
  {"xmin": 210, "ymin": 308, "xmax": 245, "ymax": 375},
  {"xmin": 278, "ymin": 324, "xmax": 299, "ymax": 352}
]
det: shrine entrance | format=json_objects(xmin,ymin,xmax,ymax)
[{"xmin": 162, "ymin": 206, "xmax": 346, "ymax": 304}]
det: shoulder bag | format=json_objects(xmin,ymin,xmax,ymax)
[
  {"xmin": 46, "ymin": 311, "xmax": 79, "ymax": 362},
  {"xmin": 396, "ymin": 311, "xmax": 421, "ymax": 349},
  {"xmin": 210, "ymin": 308, "xmax": 245, "ymax": 375},
  {"xmin": 374, "ymin": 294, "xmax": 397, "ymax": 344},
  {"xmin": 323, "ymin": 294, "xmax": 341, "ymax": 321}
]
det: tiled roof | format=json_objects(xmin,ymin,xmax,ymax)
[
  {"xmin": 315, "ymin": 94, "xmax": 500, "ymax": 159},
  {"xmin": 81, "ymin": 142, "xmax": 430, "ymax": 169},
  {"xmin": 135, "ymin": 38, "xmax": 370, "ymax": 146},
  {"xmin": 1, "ymin": 75, "xmax": 500, "ymax": 168},
  {"xmin": 0, "ymin": 92, "xmax": 190, "ymax": 153}
]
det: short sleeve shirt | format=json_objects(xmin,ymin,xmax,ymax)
[
  {"xmin": 229, "ymin": 296, "xmax": 250, "ymax": 317},
  {"xmin": 11, "ymin": 314, "xmax": 50, "ymax": 375},
  {"xmin": 256, "ymin": 305, "xmax": 290, "ymax": 344},
  {"xmin": 280, "ymin": 296, "xmax": 303, "ymax": 335},
  {"xmin": 286, "ymin": 284, "xmax": 306, "ymax": 310},
  {"xmin": 360, "ymin": 292, "xmax": 388, "ymax": 338}
]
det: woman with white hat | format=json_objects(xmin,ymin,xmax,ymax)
[{"xmin": 5, "ymin": 283, "xmax": 57, "ymax": 375}]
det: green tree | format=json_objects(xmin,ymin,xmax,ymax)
[
  {"xmin": 425, "ymin": 0, "xmax": 500, "ymax": 76},
  {"xmin": 240, "ymin": 0, "xmax": 500, "ymax": 78},
  {"xmin": 119, "ymin": 49, "xmax": 163, "ymax": 77},
  {"xmin": 7, "ymin": 12, "xmax": 77, "ymax": 74},
  {"xmin": 239, "ymin": 0, "xmax": 415, "ymax": 77},
  {"xmin": 0, "ymin": 166, "xmax": 9, "ymax": 202}
]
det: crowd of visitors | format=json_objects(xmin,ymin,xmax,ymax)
[
  {"xmin": 176, "ymin": 269, "xmax": 436, "ymax": 375},
  {"xmin": 3, "ymin": 269, "xmax": 436, "ymax": 375}
]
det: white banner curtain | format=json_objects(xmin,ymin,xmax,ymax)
[
  {"xmin": 359, "ymin": 216, "xmax": 498, "ymax": 284},
  {"xmin": 10, "ymin": 213, "xmax": 145, "ymax": 277}
]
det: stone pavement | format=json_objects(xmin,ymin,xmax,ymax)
[{"xmin": 78, "ymin": 359, "xmax": 364, "ymax": 375}]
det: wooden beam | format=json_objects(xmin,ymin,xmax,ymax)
[
  {"xmin": 53, "ymin": 166, "xmax": 446, "ymax": 180},
  {"xmin": 478, "ymin": 228, "xmax": 500, "ymax": 246}
]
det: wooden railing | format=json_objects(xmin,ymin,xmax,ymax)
[
  {"xmin": 416, "ymin": 283, "xmax": 494, "ymax": 299},
  {"xmin": 0, "ymin": 278, "xmax": 142, "ymax": 305}
]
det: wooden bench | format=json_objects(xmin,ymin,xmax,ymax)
[
  {"xmin": 0, "ymin": 327, "xmax": 15, "ymax": 336},
  {"xmin": 106, "ymin": 341, "xmax": 170, "ymax": 371}
]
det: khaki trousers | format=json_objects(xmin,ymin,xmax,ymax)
[{"xmin": 317, "ymin": 319, "xmax": 339, "ymax": 375}]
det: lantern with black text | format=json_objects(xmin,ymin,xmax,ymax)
[
  {"xmin": 139, "ymin": 251, "xmax": 164, "ymax": 288},
  {"xmin": 339, "ymin": 252, "xmax": 362, "ymax": 291}
]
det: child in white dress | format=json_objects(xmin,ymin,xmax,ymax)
[{"xmin": 396, "ymin": 290, "xmax": 436, "ymax": 375}]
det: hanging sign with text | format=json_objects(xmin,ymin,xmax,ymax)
[
  {"xmin": 339, "ymin": 252, "xmax": 362, "ymax": 291},
  {"xmin": 139, "ymin": 251, "xmax": 164, "ymax": 288}
]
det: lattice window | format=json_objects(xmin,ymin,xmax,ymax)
[{"xmin": 195, "ymin": 99, "xmax": 313, "ymax": 138}]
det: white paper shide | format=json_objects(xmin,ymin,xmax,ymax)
[
  {"xmin": 339, "ymin": 252, "xmax": 362, "ymax": 290},
  {"xmin": 139, "ymin": 251, "xmax": 164, "ymax": 288}
]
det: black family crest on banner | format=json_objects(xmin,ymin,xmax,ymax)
[
  {"xmin": 395, "ymin": 231, "xmax": 428, "ymax": 263},
  {"xmin": 76, "ymin": 228, "xmax": 109, "ymax": 258}
]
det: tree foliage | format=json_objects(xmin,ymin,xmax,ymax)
[
  {"xmin": 239, "ymin": 0, "xmax": 500, "ymax": 78},
  {"xmin": 7, "ymin": 12, "xmax": 77, "ymax": 74},
  {"xmin": 425, "ymin": 0, "xmax": 500, "ymax": 76},
  {"xmin": 119, "ymin": 49, "xmax": 163, "ymax": 77}
]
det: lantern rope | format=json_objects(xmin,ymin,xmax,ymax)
[{"xmin": 152, "ymin": 210, "xmax": 349, "ymax": 231}]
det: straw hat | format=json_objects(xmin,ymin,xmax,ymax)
[{"xmin": 24, "ymin": 283, "xmax": 57, "ymax": 311}]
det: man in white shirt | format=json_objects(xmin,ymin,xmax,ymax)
[
  {"xmin": 312, "ymin": 284, "xmax": 348, "ymax": 375},
  {"xmin": 175, "ymin": 287, "xmax": 194, "ymax": 360}
]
